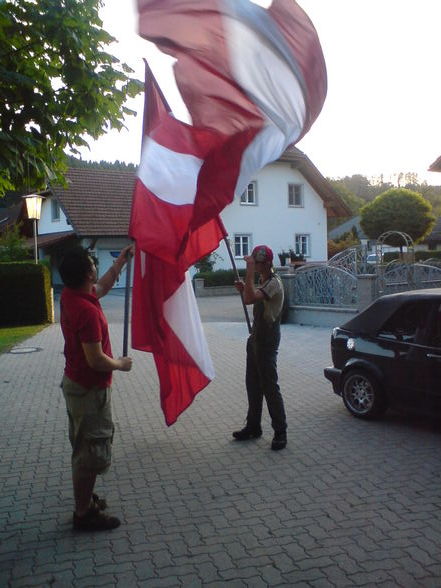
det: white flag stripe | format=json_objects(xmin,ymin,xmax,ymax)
[
  {"xmin": 138, "ymin": 138, "xmax": 204, "ymax": 205},
  {"xmin": 225, "ymin": 15, "xmax": 306, "ymax": 141},
  {"xmin": 234, "ymin": 123, "xmax": 287, "ymax": 197},
  {"xmin": 164, "ymin": 272, "xmax": 215, "ymax": 380},
  {"xmin": 224, "ymin": 15, "xmax": 307, "ymax": 198}
]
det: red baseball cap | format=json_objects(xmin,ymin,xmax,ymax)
[{"xmin": 251, "ymin": 245, "xmax": 273, "ymax": 263}]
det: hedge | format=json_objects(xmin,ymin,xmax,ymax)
[
  {"xmin": 0, "ymin": 262, "xmax": 52, "ymax": 326},
  {"xmin": 383, "ymin": 250, "xmax": 441, "ymax": 263}
]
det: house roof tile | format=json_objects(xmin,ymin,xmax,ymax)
[
  {"xmin": 429, "ymin": 156, "xmax": 441, "ymax": 172},
  {"xmin": 50, "ymin": 168, "xmax": 136, "ymax": 237},
  {"xmin": 26, "ymin": 230, "xmax": 76, "ymax": 248}
]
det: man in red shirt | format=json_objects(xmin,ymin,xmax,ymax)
[{"xmin": 59, "ymin": 245, "xmax": 133, "ymax": 531}]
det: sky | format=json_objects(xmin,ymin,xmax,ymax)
[{"xmin": 80, "ymin": 0, "xmax": 441, "ymax": 186}]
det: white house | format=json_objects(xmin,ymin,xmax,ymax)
[
  {"xmin": 216, "ymin": 147, "xmax": 348, "ymax": 269},
  {"xmin": 31, "ymin": 148, "xmax": 348, "ymax": 286}
]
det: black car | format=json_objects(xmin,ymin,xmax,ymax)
[{"xmin": 324, "ymin": 289, "xmax": 441, "ymax": 418}]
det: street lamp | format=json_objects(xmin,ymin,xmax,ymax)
[{"xmin": 23, "ymin": 193, "xmax": 44, "ymax": 264}]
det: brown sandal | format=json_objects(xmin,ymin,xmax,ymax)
[{"xmin": 73, "ymin": 505, "xmax": 120, "ymax": 531}]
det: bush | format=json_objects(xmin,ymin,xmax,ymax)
[
  {"xmin": 382, "ymin": 251, "xmax": 441, "ymax": 263},
  {"xmin": 328, "ymin": 233, "xmax": 359, "ymax": 259},
  {"xmin": 383, "ymin": 251, "xmax": 400, "ymax": 263},
  {"xmin": 0, "ymin": 262, "xmax": 52, "ymax": 326},
  {"xmin": 415, "ymin": 250, "xmax": 441, "ymax": 262},
  {"xmin": 194, "ymin": 254, "xmax": 215, "ymax": 273},
  {"xmin": 0, "ymin": 224, "xmax": 31, "ymax": 261},
  {"xmin": 193, "ymin": 252, "xmax": 222, "ymax": 273}
]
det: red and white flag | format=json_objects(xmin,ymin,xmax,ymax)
[
  {"xmin": 130, "ymin": 65, "xmax": 226, "ymax": 426},
  {"xmin": 131, "ymin": 0, "xmax": 327, "ymax": 425}
]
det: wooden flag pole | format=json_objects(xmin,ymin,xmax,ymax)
[
  {"xmin": 123, "ymin": 251, "xmax": 133, "ymax": 357},
  {"xmin": 223, "ymin": 235, "xmax": 252, "ymax": 334}
]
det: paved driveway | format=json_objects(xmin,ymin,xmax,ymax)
[{"xmin": 1, "ymin": 294, "xmax": 440, "ymax": 586}]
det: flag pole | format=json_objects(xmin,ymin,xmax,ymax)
[
  {"xmin": 123, "ymin": 251, "xmax": 133, "ymax": 357},
  {"xmin": 222, "ymin": 235, "xmax": 252, "ymax": 334}
]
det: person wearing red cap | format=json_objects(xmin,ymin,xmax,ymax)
[{"xmin": 233, "ymin": 245, "xmax": 287, "ymax": 450}]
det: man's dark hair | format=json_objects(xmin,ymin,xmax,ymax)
[{"xmin": 59, "ymin": 246, "xmax": 94, "ymax": 289}]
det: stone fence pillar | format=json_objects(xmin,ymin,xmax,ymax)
[
  {"xmin": 280, "ymin": 274, "xmax": 296, "ymax": 306},
  {"xmin": 194, "ymin": 278, "xmax": 205, "ymax": 297},
  {"xmin": 357, "ymin": 274, "xmax": 378, "ymax": 312}
]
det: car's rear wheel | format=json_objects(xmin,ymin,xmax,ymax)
[{"xmin": 342, "ymin": 369, "xmax": 387, "ymax": 419}]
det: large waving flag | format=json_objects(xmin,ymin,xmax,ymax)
[
  {"xmin": 137, "ymin": 0, "xmax": 327, "ymax": 197},
  {"xmin": 132, "ymin": 0, "xmax": 327, "ymax": 425}
]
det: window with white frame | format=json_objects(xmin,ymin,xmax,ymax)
[
  {"xmin": 288, "ymin": 183, "xmax": 304, "ymax": 207},
  {"xmin": 51, "ymin": 199, "xmax": 60, "ymax": 221},
  {"xmin": 295, "ymin": 234, "xmax": 310, "ymax": 257},
  {"xmin": 234, "ymin": 234, "xmax": 251, "ymax": 257},
  {"xmin": 240, "ymin": 181, "xmax": 257, "ymax": 205}
]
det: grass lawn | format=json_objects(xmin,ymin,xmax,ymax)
[{"xmin": 0, "ymin": 324, "xmax": 47, "ymax": 354}]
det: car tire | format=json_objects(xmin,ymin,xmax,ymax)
[{"xmin": 342, "ymin": 369, "xmax": 387, "ymax": 419}]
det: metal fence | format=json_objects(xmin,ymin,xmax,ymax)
[
  {"xmin": 380, "ymin": 262, "xmax": 441, "ymax": 295},
  {"xmin": 293, "ymin": 264, "xmax": 357, "ymax": 307},
  {"xmin": 289, "ymin": 247, "xmax": 441, "ymax": 308}
]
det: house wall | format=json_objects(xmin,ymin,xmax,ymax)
[
  {"xmin": 38, "ymin": 197, "xmax": 73, "ymax": 234},
  {"xmin": 213, "ymin": 161, "xmax": 328, "ymax": 271}
]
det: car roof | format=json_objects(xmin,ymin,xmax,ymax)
[{"xmin": 340, "ymin": 288, "xmax": 441, "ymax": 335}]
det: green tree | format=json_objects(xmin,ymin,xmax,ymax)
[
  {"xmin": 0, "ymin": 223, "xmax": 31, "ymax": 261},
  {"xmin": 340, "ymin": 174, "xmax": 372, "ymax": 199},
  {"xmin": 193, "ymin": 251, "xmax": 222, "ymax": 273},
  {"xmin": 0, "ymin": 0, "xmax": 143, "ymax": 196},
  {"xmin": 327, "ymin": 181, "xmax": 365, "ymax": 230},
  {"xmin": 330, "ymin": 181, "xmax": 365, "ymax": 216},
  {"xmin": 360, "ymin": 188, "xmax": 436, "ymax": 246}
]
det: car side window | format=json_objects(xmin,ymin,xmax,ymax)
[{"xmin": 378, "ymin": 302, "xmax": 431, "ymax": 343}]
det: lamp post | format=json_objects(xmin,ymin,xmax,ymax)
[{"xmin": 23, "ymin": 193, "xmax": 44, "ymax": 264}]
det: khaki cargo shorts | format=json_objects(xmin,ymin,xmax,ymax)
[{"xmin": 62, "ymin": 375, "xmax": 114, "ymax": 475}]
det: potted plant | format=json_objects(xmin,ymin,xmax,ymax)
[
  {"xmin": 278, "ymin": 250, "xmax": 290, "ymax": 266},
  {"xmin": 289, "ymin": 249, "xmax": 306, "ymax": 267}
]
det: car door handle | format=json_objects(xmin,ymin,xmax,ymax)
[{"xmin": 426, "ymin": 353, "xmax": 441, "ymax": 359}]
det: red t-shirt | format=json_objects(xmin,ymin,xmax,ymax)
[{"xmin": 60, "ymin": 286, "xmax": 112, "ymax": 389}]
